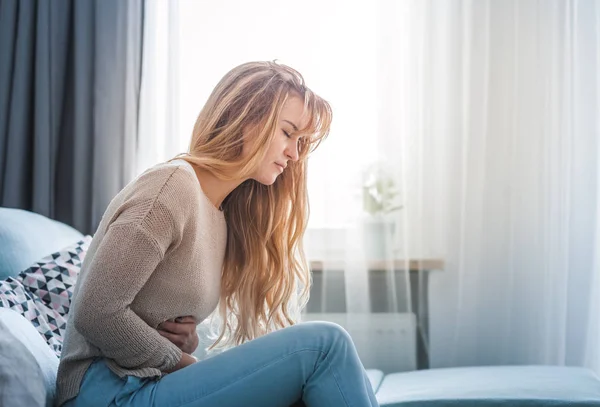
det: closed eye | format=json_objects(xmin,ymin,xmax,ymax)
[{"xmin": 283, "ymin": 130, "xmax": 291, "ymax": 138}]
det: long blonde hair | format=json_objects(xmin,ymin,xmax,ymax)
[{"xmin": 179, "ymin": 61, "xmax": 332, "ymax": 350}]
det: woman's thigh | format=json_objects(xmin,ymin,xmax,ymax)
[{"xmin": 133, "ymin": 321, "xmax": 349, "ymax": 407}]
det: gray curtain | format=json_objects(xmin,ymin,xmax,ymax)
[{"xmin": 0, "ymin": 0, "xmax": 143, "ymax": 234}]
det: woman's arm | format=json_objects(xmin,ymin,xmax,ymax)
[{"xmin": 72, "ymin": 223, "xmax": 182, "ymax": 372}]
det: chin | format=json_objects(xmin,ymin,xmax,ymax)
[
  {"xmin": 257, "ymin": 177, "xmax": 277, "ymax": 186},
  {"xmin": 254, "ymin": 172, "xmax": 279, "ymax": 186}
]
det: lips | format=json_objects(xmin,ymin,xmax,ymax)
[{"xmin": 275, "ymin": 162, "xmax": 286, "ymax": 171}]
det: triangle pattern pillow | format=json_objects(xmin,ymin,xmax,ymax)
[
  {"xmin": 18, "ymin": 236, "xmax": 92, "ymax": 317},
  {"xmin": 0, "ymin": 237, "xmax": 92, "ymax": 357},
  {"xmin": 0, "ymin": 277, "xmax": 66, "ymax": 357}
]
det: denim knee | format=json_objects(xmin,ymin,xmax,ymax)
[{"xmin": 294, "ymin": 321, "xmax": 353, "ymax": 351}]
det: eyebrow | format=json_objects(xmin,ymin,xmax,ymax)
[{"xmin": 283, "ymin": 120, "xmax": 298, "ymax": 132}]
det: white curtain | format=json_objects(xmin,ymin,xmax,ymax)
[
  {"xmin": 139, "ymin": 0, "xmax": 600, "ymax": 373},
  {"xmin": 137, "ymin": 0, "xmax": 181, "ymax": 177},
  {"xmin": 387, "ymin": 0, "xmax": 600, "ymax": 371}
]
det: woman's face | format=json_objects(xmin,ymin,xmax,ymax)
[{"xmin": 245, "ymin": 96, "xmax": 308, "ymax": 185}]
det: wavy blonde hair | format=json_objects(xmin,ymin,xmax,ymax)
[{"xmin": 178, "ymin": 61, "xmax": 332, "ymax": 350}]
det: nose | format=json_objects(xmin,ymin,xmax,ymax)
[{"xmin": 285, "ymin": 139, "xmax": 300, "ymax": 162}]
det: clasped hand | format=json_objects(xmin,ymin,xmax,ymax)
[{"xmin": 157, "ymin": 316, "xmax": 199, "ymax": 354}]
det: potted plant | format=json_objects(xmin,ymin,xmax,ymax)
[{"xmin": 361, "ymin": 163, "xmax": 403, "ymax": 260}]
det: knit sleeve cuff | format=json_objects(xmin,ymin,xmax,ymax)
[{"xmin": 155, "ymin": 341, "xmax": 183, "ymax": 372}]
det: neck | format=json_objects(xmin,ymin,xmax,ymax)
[{"xmin": 190, "ymin": 165, "xmax": 244, "ymax": 210}]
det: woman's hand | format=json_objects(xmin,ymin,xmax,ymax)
[{"xmin": 157, "ymin": 316, "xmax": 199, "ymax": 354}]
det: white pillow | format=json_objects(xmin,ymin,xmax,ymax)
[{"xmin": 0, "ymin": 308, "xmax": 59, "ymax": 407}]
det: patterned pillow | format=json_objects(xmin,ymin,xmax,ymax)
[
  {"xmin": 0, "ymin": 277, "xmax": 66, "ymax": 357},
  {"xmin": 18, "ymin": 236, "xmax": 92, "ymax": 317},
  {"xmin": 0, "ymin": 237, "xmax": 92, "ymax": 357}
]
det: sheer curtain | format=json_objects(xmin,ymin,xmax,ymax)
[
  {"xmin": 139, "ymin": 0, "xmax": 600, "ymax": 373},
  {"xmin": 384, "ymin": 0, "xmax": 600, "ymax": 371}
]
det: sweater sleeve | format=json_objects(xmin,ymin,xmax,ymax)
[{"xmin": 72, "ymin": 222, "xmax": 182, "ymax": 371}]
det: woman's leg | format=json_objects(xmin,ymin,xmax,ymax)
[{"xmin": 109, "ymin": 321, "xmax": 378, "ymax": 407}]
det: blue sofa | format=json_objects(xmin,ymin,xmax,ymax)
[{"xmin": 2, "ymin": 207, "xmax": 600, "ymax": 406}]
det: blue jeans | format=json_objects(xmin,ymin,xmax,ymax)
[{"xmin": 64, "ymin": 321, "xmax": 379, "ymax": 407}]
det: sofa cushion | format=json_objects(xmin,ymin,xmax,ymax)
[
  {"xmin": 0, "ymin": 307, "xmax": 59, "ymax": 407},
  {"xmin": 376, "ymin": 365, "xmax": 600, "ymax": 406},
  {"xmin": 0, "ymin": 207, "xmax": 83, "ymax": 280},
  {"xmin": 366, "ymin": 369, "xmax": 385, "ymax": 393}
]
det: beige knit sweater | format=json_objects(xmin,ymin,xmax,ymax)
[{"xmin": 55, "ymin": 160, "xmax": 227, "ymax": 406}]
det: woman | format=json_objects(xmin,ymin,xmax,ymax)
[{"xmin": 56, "ymin": 61, "xmax": 379, "ymax": 407}]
